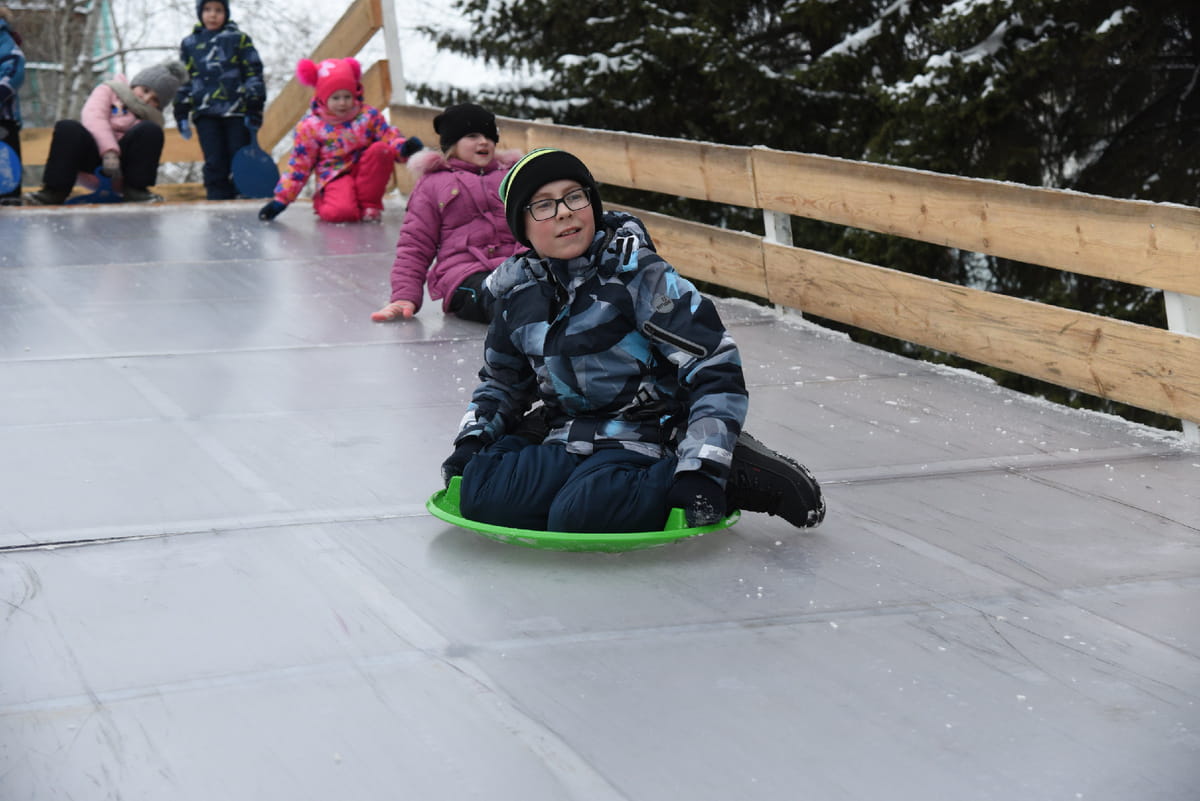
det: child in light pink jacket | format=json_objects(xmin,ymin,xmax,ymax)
[
  {"xmin": 258, "ymin": 57, "xmax": 422, "ymax": 224},
  {"xmin": 23, "ymin": 60, "xmax": 187, "ymax": 205},
  {"xmin": 371, "ymin": 103, "xmax": 522, "ymax": 323}
]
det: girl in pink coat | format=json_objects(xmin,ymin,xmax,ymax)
[
  {"xmin": 259, "ymin": 57, "xmax": 422, "ymax": 224},
  {"xmin": 371, "ymin": 103, "xmax": 522, "ymax": 323},
  {"xmin": 23, "ymin": 60, "xmax": 187, "ymax": 205}
]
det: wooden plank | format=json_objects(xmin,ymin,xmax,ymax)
[
  {"xmin": 259, "ymin": 0, "xmax": 383, "ymax": 151},
  {"xmin": 17, "ymin": 126, "xmax": 53, "ymax": 167},
  {"xmin": 763, "ymin": 242, "xmax": 1200, "ymax": 424},
  {"xmin": 22, "ymin": 127, "xmax": 213, "ymax": 169},
  {"xmin": 754, "ymin": 149, "xmax": 1200, "ymax": 297},
  {"xmin": 389, "ymin": 109, "xmax": 757, "ymax": 206},
  {"xmin": 160, "ymin": 129, "xmax": 204, "ymax": 163},
  {"xmin": 610, "ymin": 205, "xmax": 768, "ymax": 299},
  {"xmin": 518, "ymin": 120, "xmax": 757, "ymax": 208}
]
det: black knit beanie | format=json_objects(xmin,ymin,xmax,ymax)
[
  {"xmin": 499, "ymin": 148, "xmax": 604, "ymax": 248},
  {"xmin": 196, "ymin": 0, "xmax": 229, "ymax": 20},
  {"xmin": 433, "ymin": 103, "xmax": 499, "ymax": 150}
]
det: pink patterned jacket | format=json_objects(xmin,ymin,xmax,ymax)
[{"xmin": 273, "ymin": 103, "xmax": 412, "ymax": 204}]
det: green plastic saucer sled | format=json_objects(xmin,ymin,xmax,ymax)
[{"xmin": 428, "ymin": 476, "xmax": 740, "ymax": 553}]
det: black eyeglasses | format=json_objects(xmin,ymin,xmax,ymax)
[{"xmin": 526, "ymin": 187, "xmax": 591, "ymax": 221}]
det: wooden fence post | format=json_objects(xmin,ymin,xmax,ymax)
[
  {"xmin": 1164, "ymin": 291, "xmax": 1200, "ymax": 442},
  {"xmin": 762, "ymin": 209, "xmax": 797, "ymax": 318},
  {"xmin": 379, "ymin": 0, "xmax": 407, "ymax": 105}
]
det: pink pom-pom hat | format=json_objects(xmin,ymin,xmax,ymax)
[{"xmin": 296, "ymin": 57, "xmax": 362, "ymax": 105}]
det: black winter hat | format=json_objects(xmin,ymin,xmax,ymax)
[
  {"xmin": 499, "ymin": 148, "xmax": 603, "ymax": 248},
  {"xmin": 196, "ymin": 0, "xmax": 229, "ymax": 21},
  {"xmin": 433, "ymin": 103, "xmax": 499, "ymax": 150}
]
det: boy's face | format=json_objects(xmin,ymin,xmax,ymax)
[
  {"xmin": 450, "ymin": 133, "xmax": 495, "ymax": 169},
  {"xmin": 200, "ymin": 1, "xmax": 226, "ymax": 30},
  {"xmin": 525, "ymin": 179, "xmax": 595, "ymax": 261},
  {"xmin": 132, "ymin": 85, "xmax": 161, "ymax": 110},
  {"xmin": 325, "ymin": 89, "xmax": 357, "ymax": 120}
]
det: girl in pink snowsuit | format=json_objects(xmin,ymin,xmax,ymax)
[
  {"xmin": 372, "ymin": 103, "xmax": 522, "ymax": 323},
  {"xmin": 258, "ymin": 57, "xmax": 421, "ymax": 224}
]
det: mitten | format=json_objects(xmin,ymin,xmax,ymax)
[
  {"xmin": 177, "ymin": 118, "xmax": 192, "ymax": 140},
  {"xmin": 399, "ymin": 136, "xmax": 423, "ymax": 158},
  {"xmin": 100, "ymin": 151, "xmax": 122, "ymax": 180},
  {"xmin": 258, "ymin": 200, "xmax": 287, "ymax": 221},
  {"xmin": 441, "ymin": 439, "xmax": 484, "ymax": 487},
  {"xmin": 173, "ymin": 102, "xmax": 190, "ymax": 124},
  {"xmin": 245, "ymin": 112, "xmax": 263, "ymax": 129},
  {"xmin": 0, "ymin": 84, "xmax": 13, "ymax": 105},
  {"xmin": 666, "ymin": 471, "xmax": 727, "ymax": 527}
]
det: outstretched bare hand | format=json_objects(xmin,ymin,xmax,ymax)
[{"xmin": 371, "ymin": 301, "xmax": 416, "ymax": 322}]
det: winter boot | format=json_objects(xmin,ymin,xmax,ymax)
[
  {"xmin": 23, "ymin": 187, "xmax": 70, "ymax": 205},
  {"xmin": 123, "ymin": 187, "xmax": 163, "ymax": 203},
  {"xmin": 726, "ymin": 432, "xmax": 825, "ymax": 528}
]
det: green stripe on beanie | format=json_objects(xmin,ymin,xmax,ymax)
[{"xmin": 500, "ymin": 148, "xmax": 603, "ymax": 248}]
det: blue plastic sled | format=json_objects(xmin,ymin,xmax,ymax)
[
  {"xmin": 66, "ymin": 168, "xmax": 122, "ymax": 205},
  {"xmin": 232, "ymin": 121, "xmax": 279, "ymax": 199},
  {"xmin": 0, "ymin": 140, "xmax": 21, "ymax": 195},
  {"xmin": 427, "ymin": 476, "xmax": 740, "ymax": 553}
]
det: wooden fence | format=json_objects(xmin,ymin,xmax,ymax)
[
  {"xmin": 388, "ymin": 108, "xmax": 1200, "ymax": 437},
  {"xmin": 15, "ymin": 0, "xmax": 1200, "ymax": 439}
]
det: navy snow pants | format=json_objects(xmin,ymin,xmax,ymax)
[
  {"xmin": 459, "ymin": 435, "xmax": 677, "ymax": 532},
  {"xmin": 194, "ymin": 115, "xmax": 250, "ymax": 200}
]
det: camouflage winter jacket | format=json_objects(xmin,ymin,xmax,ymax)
[
  {"xmin": 175, "ymin": 20, "xmax": 265, "ymax": 119},
  {"xmin": 455, "ymin": 211, "xmax": 749, "ymax": 485}
]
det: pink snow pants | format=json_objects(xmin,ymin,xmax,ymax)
[{"xmin": 312, "ymin": 141, "xmax": 395, "ymax": 223}]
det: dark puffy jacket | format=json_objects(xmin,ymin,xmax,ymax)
[
  {"xmin": 456, "ymin": 212, "xmax": 749, "ymax": 484},
  {"xmin": 175, "ymin": 20, "xmax": 264, "ymax": 118}
]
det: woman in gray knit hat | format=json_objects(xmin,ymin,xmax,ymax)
[{"xmin": 24, "ymin": 59, "xmax": 186, "ymax": 205}]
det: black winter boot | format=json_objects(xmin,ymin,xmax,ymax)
[
  {"xmin": 726, "ymin": 432, "xmax": 825, "ymax": 528},
  {"xmin": 123, "ymin": 187, "xmax": 163, "ymax": 203},
  {"xmin": 23, "ymin": 187, "xmax": 70, "ymax": 205}
]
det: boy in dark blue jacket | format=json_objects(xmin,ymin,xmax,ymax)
[
  {"xmin": 441, "ymin": 148, "xmax": 825, "ymax": 533},
  {"xmin": 174, "ymin": 0, "xmax": 265, "ymax": 200}
]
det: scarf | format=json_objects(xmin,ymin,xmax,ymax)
[{"xmin": 102, "ymin": 80, "xmax": 164, "ymax": 127}]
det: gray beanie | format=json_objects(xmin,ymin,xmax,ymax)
[{"xmin": 130, "ymin": 60, "xmax": 188, "ymax": 107}]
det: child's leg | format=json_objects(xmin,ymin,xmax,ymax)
[
  {"xmin": 41, "ymin": 120, "xmax": 100, "ymax": 191},
  {"xmin": 459, "ymin": 436, "xmax": 581, "ymax": 530},
  {"xmin": 352, "ymin": 141, "xmax": 395, "ymax": 211},
  {"xmin": 195, "ymin": 116, "xmax": 248, "ymax": 200},
  {"xmin": 312, "ymin": 174, "xmax": 361, "ymax": 222},
  {"xmin": 448, "ymin": 270, "xmax": 492, "ymax": 323},
  {"xmin": 548, "ymin": 448, "xmax": 677, "ymax": 533},
  {"xmin": 118, "ymin": 121, "xmax": 165, "ymax": 190}
]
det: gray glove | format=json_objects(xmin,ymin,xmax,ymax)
[{"xmin": 101, "ymin": 151, "xmax": 122, "ymax": 180}]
